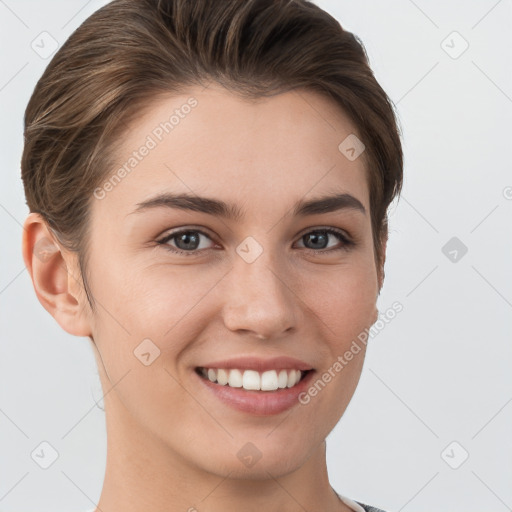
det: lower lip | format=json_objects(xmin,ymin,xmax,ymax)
[{"xmin": 194, "ymin": 368, "xmax": 316, "ymax": 415}]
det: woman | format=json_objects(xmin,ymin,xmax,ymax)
[{"xmin": 21, "ymin": 0, "xmax": 403, "ymax": 510}]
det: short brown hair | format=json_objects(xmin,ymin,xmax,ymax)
[{"xmin": 21, "ymin": 0, "xmax": 403, "ymax": 312}]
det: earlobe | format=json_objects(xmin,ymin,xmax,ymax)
[{"xmin": 21, "ymin": 212, "xmax": 92, "ymax": 338}]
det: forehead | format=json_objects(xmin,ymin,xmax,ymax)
[{"xmin": 93, "ymin": 83, "xmax": 369, "ymax": 224}]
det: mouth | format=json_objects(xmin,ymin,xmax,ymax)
[
  {"xmin": 193, "ymin": 365, "xmax": 316, "ymax": 415},
  {"xmin": 194, "ymin": 366, "xmax": 313, "ymax": 392},
  {"xmin": 192, "ymin": 352, "xmax": 319, "ymax": 415}
]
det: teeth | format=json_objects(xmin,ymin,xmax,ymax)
[
  {"xmin": 216, "ymin": 368, "xmax": 229, "ymax": 385},
  {"xmin": 278, "ymin": 369, "xmax": 288, "ymax": 388},
  {"xmin": 287, "ymin": 370, "xmax": 299, "ymax": 388},
  {"xmin": 228, "ymin": 369, "xmax": 243, "ymax": 388},
  {"xmin": 261, "ymin": 370, "xmax": 279, "ymax": 391},
  {"xmin": 199, "ymin": 367, "xmax": 305, "ymax": 391},
  {"xmin": 243, "ymin": 370, "xmax": 261, "ymax": 390}
]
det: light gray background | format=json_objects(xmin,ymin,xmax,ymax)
[{"xmin": 1, "ymin": 1, "xmax": 511, "ymax": 511}]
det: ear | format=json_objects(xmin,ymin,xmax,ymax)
[
  {"xmin": 370, "ymin": 233, "xmax": 387, "ymax": 326},
  {"xmin": 376, "ymin": 232, "xmax": 388, "ymax": 295},
  {"xmin": 21, "ymin": 212, "xmax": 92, "ymax": 338}
]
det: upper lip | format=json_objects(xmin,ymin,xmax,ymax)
[{"xmin": 196, "ymin": 356, "xmax": 315, "ymax": 372}]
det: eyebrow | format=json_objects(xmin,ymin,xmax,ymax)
[{"xmin": 129, "ymin": 191, "xmax": 366, "ymax": 220}]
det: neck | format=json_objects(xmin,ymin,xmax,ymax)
[{"xmin": 93, "ymin": 398, "xmax": 353, "ymax": 512}]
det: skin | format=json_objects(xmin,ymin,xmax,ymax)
[{"xmin": 22, "ymin": 83, "xmax": 385, "ymax": 512}]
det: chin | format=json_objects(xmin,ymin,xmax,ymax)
[{"xmin": 188, "ymin": 436, "xmax": 313, "ymax": 480}]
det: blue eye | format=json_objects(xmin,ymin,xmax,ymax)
[
  {"xmin": 157, "ymin": 229, "xmax": 215, "ymax": 256},
  {"xmin": 156, "ymin": 227, "xmax": 354, "ymax": 256},
  {"xmin": 295, "ymin": 228, "xmax": 354, "ymax": 253}
]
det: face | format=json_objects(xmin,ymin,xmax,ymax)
[{"xmin": 83, "ymin": 84, "xmax": 380, "ymax": 478}]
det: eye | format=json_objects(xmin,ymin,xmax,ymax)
[
  {"xmin": 157, "ymin": 226, "xmax": 354, "ymax": 257},
  {"xmin": 156, "ymin": 228, "xmax": 216, "ymax": 256},
  {"xmin": 294, "ymin": 228, "xmax": 354, "ymax": 253}
]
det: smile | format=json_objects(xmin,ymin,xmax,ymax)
[
  {"xmin": 196, "ymin": 366, "xmax": 309, "ymax": 391},
  {"xmin": 194, "ymin": 367, "xmax": 316, "ymax": 415}
]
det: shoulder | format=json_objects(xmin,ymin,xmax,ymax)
[
  {"xmin": 354, "ymin": 501, "xmax": 390, "ymax": 512},
  {"xmin": 336, "ymin": 491, "xmax": 390, "ymax": 512}
]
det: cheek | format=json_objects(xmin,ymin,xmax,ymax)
[
  {"xmin": 89, "ymin": 252, "xmax": 212, "ymax": 334},
  {"xmin": 303, "ymin": 261, "xmax": 377, "ymax": 338},
  {"xmin": 296, "ymin": 265, "xmax": 375, "ymax": 417},
  {"xmin": 86, "ymin": 262, "xmax": 204, "ymax": 425}
]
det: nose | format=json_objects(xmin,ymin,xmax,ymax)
[{"xmin": 221, "ymin": 248, "xmax": 299, "ymax": 340}]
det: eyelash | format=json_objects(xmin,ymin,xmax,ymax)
[{"xmin": 156, "ymin": 227, "xmax": 355, "ymax": 257}]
